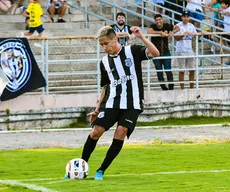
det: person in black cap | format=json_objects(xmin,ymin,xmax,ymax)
[{"xmin": 174, "ymin": 10, "xmax": 197, "ymax": 89}]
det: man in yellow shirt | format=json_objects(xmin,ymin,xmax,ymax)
[{"xmin": 22, "ymin": 0, "xmax": 52, "ymax": 37}]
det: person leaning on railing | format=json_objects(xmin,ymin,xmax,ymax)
[{"xmin": 147, "ymin": 13, "xmax": 180, "ymax": 91}]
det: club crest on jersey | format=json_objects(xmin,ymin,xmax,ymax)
[
  {"xmin": 125, "ymin": 58, "xmax": 132, "ymax": 67},
  {"xmin": 0, "ymin": 39, "xmax": 32, "ymax": 92}
]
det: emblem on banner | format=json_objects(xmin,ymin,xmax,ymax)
[{"xmin": 0, "ymin": 39, "xmax": 32, "ymax": 92}]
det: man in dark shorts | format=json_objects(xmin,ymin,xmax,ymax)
[
  {"xmin": 147, "ymin": 14, "xmax": 179, "ymax": 90},
  {"xmin": 80, "ymin": 26, "xmax": 159, "ymax": 180}
]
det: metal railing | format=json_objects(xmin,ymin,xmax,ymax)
[{"xmin": 28, "ymin": 31, "xmax": 230, "ymax": 95}]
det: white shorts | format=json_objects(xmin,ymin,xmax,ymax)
[{"xmin": 176, "ymin": 52, "xmax": 195, "ymax": 71}]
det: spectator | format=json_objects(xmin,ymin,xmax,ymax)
[
  {"xmin": 20, "ymin": 0, "xmax": 34, "ymax": 30},
  {"xmin": 153, "ymin": 0, "xmax": 165, "ymax": 14},
  {"xmin": 110, "ymin": 12, "xmax": 135, "ymax": 46},
  {"xmin": 135, "ymin": 0, "xmax": 147, "ymax": 26},
  {"xmin": 175, "ymin": 11, "xmax": 197, "ymax": 89},
  {"xmin": 165, "ymin": 0, "xmax": 187, "ymax": 22},
  {"xmin": 0, "ymin": 0, "xmax": 12, "ymax": 13},
  {"xmin": 147, "ymin": 14, "xmax": 180, "ymax": 90},
  {"xmin": 186, "ymin": 0, "xmax": 204, "ymax": 28},
  {"xmin": 48, "ymin": 0, "xmax": 67, "ymax": 23},
  {"xmin": 22, "ymin": 0, "xmax": 52, "ymax": 37},
  {"xmin": 206, "ymin": 0, "xmax": 222, "ymax": 29},
  {"xmin": 220, "ymin": 0, "xmax": 230, "ymax": 66}
]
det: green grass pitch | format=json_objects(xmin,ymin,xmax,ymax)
[{"xmin": 1, "ymin": 143, "xmax": 230, "ymax": 192}]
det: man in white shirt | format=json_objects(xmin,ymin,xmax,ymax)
[
  {"xmin": 220, "ymin": 0, "xmax": 230, "ymax": 66},
  {"xmin": 175, "ymin": 11, "xmax": 197, "ymax": 89},
  {"xmin": 186, "ymin": 0, "xmax": 204, "ymax": 28}
]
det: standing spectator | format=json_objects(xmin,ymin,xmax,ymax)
[
  {"xmin": 220, "ymin": 0, "xmax": 230, "ymax": 66},
  {"xmin": 48, "ymin": 0, "xmax": 67, "ymax": 22},
  {"xmin": 80, "ymin": 26, "xmax": 159, "ymax": 180},
  {"xmin": 175, "ymin": 11, "xmax": 197, "ymax": 89},
  {"xmin": 111, "ymin": 12, "xmax": 135, "ymax": 46},
  {"xmin": 22, "ymin": 0, "xmax": 52, "ymax": 37},
  {"xmin": 147, "ymin": 14, "xmax": 180, "ymax": 90},
  {"xmin": 186, "ymin": 0, "xmax": 204, "ymax": 28},
  {"xmin": 0, "ymin": 0, "xmax": 12, "ymax": 13}
]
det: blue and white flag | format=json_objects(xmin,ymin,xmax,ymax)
[{"xmin": 0, "ymin": 38, "xmax": 46, "ymax": 101}]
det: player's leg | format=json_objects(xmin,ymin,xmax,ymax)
[
  {"xmin": 81, "ymin": 125, "xmax": 105, "ymax": 163},
  {"xmin": 94, "ymin": 109, "xmax": 140, "ymax": 180},
  {"xmin": 81, "ymin": 108, "xmax": 119, "ymax": 163}
]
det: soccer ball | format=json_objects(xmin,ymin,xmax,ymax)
[{"xmin": 65, "ymin": 158, "xmax": 89, "ymax": 180}]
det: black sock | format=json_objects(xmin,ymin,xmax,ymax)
[
  {"xmin": 98, "ymin": 139, "xmax": 124, "ymax": 172},
  {"xmin": 81, "ymin": 135, "xmax": 98, "ymax": 162}
]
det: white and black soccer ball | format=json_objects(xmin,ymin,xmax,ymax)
[{"xmin": 65, "ymin": 158, "xmax": 89, "ymax": 180}]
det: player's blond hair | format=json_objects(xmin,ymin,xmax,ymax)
[{"xmin": 96, "ymin": 26, "xmax": 116, "ymax": 39}]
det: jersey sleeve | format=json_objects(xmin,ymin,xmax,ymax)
[
  {"xmin": 100, "ymin": 60, "xmax": 109, "ymax": 87},
  {"xmin": 26, "ymin": 4, "xmax": 31, "ymax": 13},
  {"xmin": 131, "ymin": 44, "xmax": 149, "ymax": 61}
]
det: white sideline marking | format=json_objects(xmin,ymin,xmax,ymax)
[
  {"xmin": 0, "ymin": 180, "xmax": 56, "ymax": 192},
  {"xmin": 18, "ymin": 169, "xmax": 230, "ymax": 182}
]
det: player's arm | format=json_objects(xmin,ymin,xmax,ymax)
[
  {"xmin": 87, "ymin": 85, "xmax": 107, "ymax": 124},
  {"xmin": 131, "ymin": 26, "xmax": 159, "ymax": 58}
]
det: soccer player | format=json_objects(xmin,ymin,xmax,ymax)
[
  {"xmin": 81, "ymin": 26, "xmax": 159, "ymax": 180},
  {"xmin": 111, "ymin": 12, "xmax": 135, "ymax": 46}
]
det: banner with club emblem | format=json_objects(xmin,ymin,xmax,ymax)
[{"xmin": 0, "ymin": 38, "xmax": 46, "ymax": 101}]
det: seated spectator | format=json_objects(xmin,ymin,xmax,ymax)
[
  {"xmin": 186, "ymin": 0, "xmax": 204, "ymax": 28},
  {"xmin": 110, "ymin": 12, "xmax": 135, "ymax": 46},
  {"xmin": 48, "ymin": 0, "xmax": 67, "ymax": 22},
  {"xmin": 153, "ymin": 0, "xmax": 165, "ymax": 14},
  {"xmin": 0, "ymin": 0, "xmax": 12, "ymax": 13}
]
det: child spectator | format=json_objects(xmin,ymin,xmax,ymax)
[
  {"xmin": 207, "ymin": 0, "xmax": 222, "ymax": 28},
  {"xmin": 22, "ymin": 0, "xmax": 52, "ymax": 37}
]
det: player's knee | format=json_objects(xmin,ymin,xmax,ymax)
[
  {"xmin": 90, "ymin": 125, "xmax": 104, "ymax": 140},
  {"xmin": 114, "ymin": 126, "xmax": 128, "ymax": 140}
]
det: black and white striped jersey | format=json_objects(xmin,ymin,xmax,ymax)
[
  {"xmin": 110, "ymin": 24, "xmax": 132, "ymax": 46},
  {"xmin": 100, "ymin": 44, "xmax": 150, "ymax": 110}
]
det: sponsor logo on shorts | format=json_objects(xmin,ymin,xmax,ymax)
[{"xmin": 125, "ymin": 119, "xmax": 133, "ymax": 124}]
